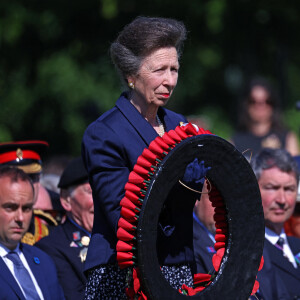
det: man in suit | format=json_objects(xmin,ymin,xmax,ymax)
[
  {"xmin": 193, "ymin": 182, "xmax": 216, "ymax": 274},
  {"xmin": 0, "ymin": 166, "xmax": 64, "ymax": 300},
  {"xmin": 251, "ymin": 148, "xmax": 300, "ymax": 299},
  {"xmin": 36, "ymin": 157, "xmax": 93, "ymax": 299},
  {"xmin": 193, "ymin": 181, "xmax": 290, "ymax": 299}
]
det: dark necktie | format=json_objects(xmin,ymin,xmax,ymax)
[
  {"xmin": 276, "ymin": 237, "xmax": 298, "ymax": 268},
  {"xmin": 276, "ymin": 237, "xmax": 285, "ymax": 251},
  {"xmin": 6, "ymin": 251, "xmax": 40, "ymax": 300}
]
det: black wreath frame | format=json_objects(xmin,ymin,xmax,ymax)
[{"xmin": 136, "ymin": 134, "xmax": 265, "ymax": 300}]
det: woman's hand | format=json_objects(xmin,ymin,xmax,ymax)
[{"xmin": 182, "ymin": 158, "xmax": 211, "ymax": 191}]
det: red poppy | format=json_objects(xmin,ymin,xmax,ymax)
[
  {"xmin": 117, "ymin": 226, "xmax": 136, "ymax": 242},
  {"xmin": 258, "ymin": 256, "xmax": 264, "ymax": 271},
  {"xmin": 175, "ymin": 126, "xmax": 189, "ymax": 139},
  {"xmin": 181, "ymin": 122, "xmax": 198, "ymax": 135},
  {"xmin": 214, "ymin": 241, "xmax": 226, "ymax": 251},
  {"xmin": 117, "ymin": 251, "xmax": 135, "ymax": 262},
  {"xmin": 119, "ymin": 260, "xmax": 135, "ymax": 269},
  {"xmin": 148, "ymin": 140, "xmax": 167, "ymax": 156},
  {"xmin": 125, "ymin": 190, "xmax": 143, "ymax": 206},
  {"xmin": 120, "ymin": 198, "xmax": 141, "ymax": 212},
  {"xmin": 251, "ymin": 279, "xmax": 260, "ymax": 295},
  {"xmin": 212, "ymin": 248, "xmax": 225, "ymax": 272},
  {"xmin": 194, "ymin": 273, "xmax": 211, "ymax": 285},
  {"xmin": 133, "ymin": 268, "xmax": 141, "ymax": 293},
  {"xmin": 125, "ymin": 182, "xmax": 146, "ymax": 196},
  {"xmin": 215, "ymin": 233, "xmax": 227, "ymax": 242},
  {"xmin": 133, "ymin": 164, "xmax": 153, "ymax": 178},
  {"xmin": 161, "ymin": 132, "xmax": 177, "ymax": 146},
  {"xmin": 167, "ymin": 130, "xmax": 182, "ymax": 143},
  {"xmin": 116, "ymin": 240, "xmax": 135, "ymax": 252},
  {"xmin": 136, "ymin": 155, "xmax": 154, "ymax": 170},
  {"xmin": 141, "ymin": 148, "xmax": 159, "ymax": 164},
  {"xmin": 128, "ymin": 171, "xmax": 149, "ymax": 187},
  {"xmin": 120, "ymin": 207, "xmax": 139, "ymax": 223},
  {"xmin": 118, "ymin": 217, "xmax": 137, "ymax": 232},
  {"xmin": 214, "ymin": 213, "xmax": 227, "ymax": 222},
  {"xmin": 154, "ymin": 136, "xmax": 171, "ymax": 151}
]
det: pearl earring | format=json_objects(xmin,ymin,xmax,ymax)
[{"xmin": 128, "ymin": 82, "xmax": 134, "ymax": 89}]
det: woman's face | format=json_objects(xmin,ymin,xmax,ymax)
[
  {"xmin": 248, "ymin": 85, "xmax": 273, "ymax": 123},
  {"xmin": 129, "ymin": 47, "xmax": 179, "ymax": 107}
]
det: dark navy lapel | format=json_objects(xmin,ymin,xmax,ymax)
[
  {"xmin": 159, "ymin": 107, "xmax": 184, "ymax": 132},
  {"xmin": 116, "ymin": 94, "xmax": 158, "ymax": 147},
  {"xmin": 21, "ymin": 244, "xmax": 49, "ymax": 299},
  {"xmin": 193, "ymin": 218, "xmax": 215, "ymax": 272},
  {"xmin": 265, "ymin": 239, "xmax": 300, "ymax": 280},
  {"xmin": 0, "ymin": 256, "xmax": 25, "ymax": 299},
  {"xmin": 288, "ymin": 236, "xmax": 300, "ymax": 268},
  {"xmin": 64, "ymin": 218, "xmax": 90, "ymax": 281}
]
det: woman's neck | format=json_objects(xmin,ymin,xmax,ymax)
[
  {"xmin": 250, "ymin": 120, "xmax": 272, "ymax": 137},
  {"xmin": 130, "ymin": 94, "xmax": 158, "ymax": 125},
  {"xmin": 129, "ymin": 93, "xmax": 164, "ymax": 135}
]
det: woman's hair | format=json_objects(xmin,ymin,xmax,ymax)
[
  {"xmin": 110, "ymin": 16, "xmax": 187, "ymax": 84},
  {"xmin": 250, "ymin": 148, "xmax": 299, "ymax": 183},
  {"xmin": 237, "ymin": 77, "xmax": 284, "ymax": 132}
]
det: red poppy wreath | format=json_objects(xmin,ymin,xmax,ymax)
[{"xmin": 116, "ymin": 123, "xmax": 265, "ymax": 300}]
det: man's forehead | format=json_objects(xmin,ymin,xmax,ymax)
[
  {"xmin": 0, "ymin": 178, "xmax": 34, "ymax": 202},
  {"xmin": 260, "ymin": 167, "xmax": 298, "ymax": 184}
]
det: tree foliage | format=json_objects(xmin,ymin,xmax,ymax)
[{"xmin": 1, "ymin": 0, "xmax": 299, "ymax": 155}]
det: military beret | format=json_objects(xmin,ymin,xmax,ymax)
[
  {"xmin": 58, "ymin": 157, "xmax": 88, "ymax": 189},
  {"xmin": 0, "ymin": 140, "xmax": 49, "ymax": 174}
]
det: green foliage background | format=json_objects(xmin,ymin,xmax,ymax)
[{"xmin": 1, "ymin": 0, "xmax": 300, "ymax": 157}]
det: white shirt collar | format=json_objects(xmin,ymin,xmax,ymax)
[
  {"xmin": 265, "ymin": 227, "xmax": 286, "ymax": 245},
  {"xmin": 0, "ymin": 243, "xmax": 20, "ymax": 258}
]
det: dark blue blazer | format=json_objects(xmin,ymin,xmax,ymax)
[
  {"xmin": 193, "ymin": 217, "xmax": 289, "ymax": 300},
  {"xmin": 82, "ymin": 93, "xmax": 195, "ymax": 271},
  {"xmin": 193, "ymin": 216, "xmax": 215, "ymax": 274},
  {"xmin": 256, "ymin": 248, "xmax": 290, "ymax": 300},
  {"xmin": 35, "ymin": 218, "xmax": 88, "ymax": 300},
  {"xmin": 264, "ymin": 237, "xmax": 300, "ymax": 299},
  {"xmin": 0, "ymin": 243, "xmax": 65, "ymax": 300}
]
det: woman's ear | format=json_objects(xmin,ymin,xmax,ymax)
[{"xmin": 127, "ymin": 76, "xmax": 135, "ymax": 89}]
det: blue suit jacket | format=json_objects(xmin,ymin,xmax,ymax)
[
  {"xmin": 264, "ymin": 236, "xmax": 300, "ymax": 299},
  {"xmin": 35, "ymin": 218, "xmax": 88, "ymax": 300},
  {"xmin": 193, "ymin": 217, "xmax": 289, "ymax": 300},
  {"xmin": 82, "ymin": 93, "xmax": 195, "ymax": 271},
  {"xmin": 193, "ymin": 215, "xmax": 215, "ymax": 274},
  {"xmin": 0, "ymin": 243, "xmax": 65, "ymax": 300}
]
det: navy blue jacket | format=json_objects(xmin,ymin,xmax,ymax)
[
  {"xmin": 193, "ymin": 217, "xmax": 289, "ymax": 300},
  {"xmin": 193, "ymin": 215, "xmax": 215, "ymax": 274},
  {"xmin": 0, "ymin": 243, "xmax": 65, "ymax": 300},
  {"xmin": 82, "ymin": 93, "xmax": 196, "ymax": 271},
  {"xmin": 35, "ymin": 218, "xmax": 88, "ymax": 300},
  {"xmin": 264, "ymin": 236, "xmax": 300, "ymax": 299}
]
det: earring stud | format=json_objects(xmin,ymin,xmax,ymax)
[{"xmin": 128, "ymin": 82, "xmax": 134, "ymax": 89}]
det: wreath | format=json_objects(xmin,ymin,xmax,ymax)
[{"xmin": 116, "ymin": 123, "xmax": 264, "ymax": 299}]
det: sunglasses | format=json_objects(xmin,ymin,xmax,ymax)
[{"xmin": 248, "ymin": 99, "xmax": 273, "ymax": 107}]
